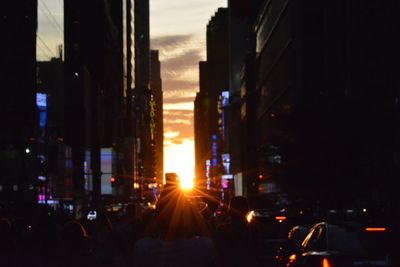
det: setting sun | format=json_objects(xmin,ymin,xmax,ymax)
[{"xmin": 164, "ymin": 138, "xmax": 195, "ymax": 190}]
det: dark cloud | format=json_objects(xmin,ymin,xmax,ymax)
[
  {"xmin": 151, "ymin": 34, "xmax": 194, "ymax": 50},
  {"xmin": 162, "ymin": 49, "xmax": 202, "ymax": 74},
  {"xmin": 164, "ymin": 97, "xmax": 195, "ymax": 104},
  {"xmin": 164, "ymin": 110, "xmax": 193, "ymax": 118},
  {"xmin": 163, "ymin": 80, "xmax": 198, "ymax": 92}
]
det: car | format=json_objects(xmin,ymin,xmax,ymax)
[
  {"xmin": 285, "ymin": 221, "xmax": 394, "ymax": 266},
  {"xmin": 274, "ymin": 225, "xmax": 310, "ymax": 267}
]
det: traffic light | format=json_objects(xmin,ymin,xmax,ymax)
[{"xmin": 111, "ymin": 177, "xmax": 116, "ymax": 187}]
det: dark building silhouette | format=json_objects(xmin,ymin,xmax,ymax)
[
  {"xmin": 195, "ymin": 61, "xmax": 211, "ymax": 187},
  {"xmin": 0, "ymin": 1, "xmax": 38, "ymax": 204},
  {"xmin": 194, "ymin": 8, "xmax": 229, "ymax": 197},
  {"xmin": 36, "ymin": 56, "xmax": 71, "ymax": 203},
  {"xmin": 150, "ymin": 50, "xmax": 164, "ymax": 185},
  {"xmin": 64, "ymin": 0, "xmax": 127, "ymax": 212},
  {"xmin": 134, "ymin": 0, "xmax": 156, "ymax": 198},
  {"xmin": 224, "ymin": 0, "xmax": 255, "ymax": 197},
  {"xmin": 239, "ymin": 0, "xmax": 400, "ymax": 208}
]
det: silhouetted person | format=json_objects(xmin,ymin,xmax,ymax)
[
  {"xmin": 90, "ymin": 213, "xmax": 126, "ymax": 267},
  {"xmin": 115, "ymin": 204, "xmax": 144, "ymax": 266},
  {"xmin": 51, "ymin": 220, "xmax": 96, "ymax": 267},
  {"xmin": 214, "ymin": 196, "xmax": 259, "ymax": 267},
  {"xmin": 133, "ymin": 184, "xmax": 216, "ymax": 267}
]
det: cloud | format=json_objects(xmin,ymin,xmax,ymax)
[
  {"xmin": 163, "ymin": 110, "xmax": 193, "ymax": 120},
  {"xmin": 151, "ymin": 34, "xmax": 194, "ymax": 51},
  {"xmin": 163, "ymin": 102, "xmax": 194, "ymax": 111},
  {"xmin": 162, "ymin": 49, "xmax": 202, "ymax": 71},
  {"xmin": 150, "ymin": 34, "xmax": 202, "ymax": 148},
  {"xmin": 163, "ymin": 80, "xmax": 198, "ymax": 92},
  {"xmin": 165, "ymin": 119, "xmax": 192, "ymax": 125},
  {"xmin": 164, "ymin": 97, "xmax": 196, "ymax": 105},
  {"xmin": 164, "ymin": 131, "xmax": 180, "ymax": 139},
  {"xmin": 164, "ymin": 111, "xmax": 194, "ymax": 143}
]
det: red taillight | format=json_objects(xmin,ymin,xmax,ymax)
[
  {"xmin": 275, "ymin": 216, "xmax": 286, "ymax": 223},
  {"xmin": 287, "ymin": 254, "xmax": 297, "ymax": 265},
  {"xmin": 365, "ymin": 227, "xmax": 386, "ymax": 232},
  {"xmin": 322, "ymin": 258, "xmax": 331, "ymax": 267}
]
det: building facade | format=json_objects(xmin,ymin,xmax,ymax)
[
  {"xmin": 150, "ymin": 50, "xmax": 164, "ymax": 186},
  {"xmin": 194, "ymin": 8, "xmax": 229, "ymax": 199},
  {"xmin": 0, "ymin": 1, "xmax": 38, "ymax": 205},
  {"xmin": 241, "ymin": 0, "xmax": 400, "ymax": 208}
]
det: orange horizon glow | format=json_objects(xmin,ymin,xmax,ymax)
[{"xmin": 164, "ymin": 138, "xmax": 195, "ymax": 190}]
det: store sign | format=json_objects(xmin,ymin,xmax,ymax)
[
  {"xmin": 149, "ymin": 95, "xmax": 156, "ymax": 140},
  {"xmin": 206, "ymin": 160, "xmax": 211, "ymax": 190}
]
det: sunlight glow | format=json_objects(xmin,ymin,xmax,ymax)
[
  {"xmin": 180, "ymin": 179, "xmax": 194, "ymax": 190},
  {"xmin": 164, "ymin": 139, "xmax": 195, "ymax": 189},
  {"xmin": 163, "ymin": 102, "xmax": 194, "ymax": 111}
]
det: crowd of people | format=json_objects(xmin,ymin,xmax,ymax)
[{"xmin": 0, "ymin": 184, "xmax": 262, "ymax": 267}]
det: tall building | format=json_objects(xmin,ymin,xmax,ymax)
[
  {"xmin": 241, "ymin": 0, "xmax": 400, "ymax": 208},
  {"xmin": 150, "ymin": 50, "xmax": 164, "ymax": 186},
  {"xmin": 107, "ymin": 0, "xmax": 137, "ymax": 202},
  {"xmin": 223, "ymin": 0, "xmax": 256, "ymax": 197},
  {"xmin": 194, "ymin": 8, "xmax": 229, "ymax": 199},
  {"xmin": 0, "ymin": 1, "xmax": 38, "ymax": 204},
  {"xmin": 134, "ymin": 0, "xmax": 156, "ymax": 200},
  {"xmin": 195, "ymin": 61, "xmax": 211, "ymax": 187},
  {"xmin": 64, "ymin": 0, "xmax": 127, "ymax": 212},
  {"xmin": 36, "ymin": 57, "xmax": 68, "ymax": 203}
]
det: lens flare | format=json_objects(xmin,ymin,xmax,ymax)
[{"xmin": 180, "ymin": 177, "xmax": 194, "ymax": 190}]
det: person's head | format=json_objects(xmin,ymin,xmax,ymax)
[
  {"xmin": 153, "ymin": 188, "xmax": 206, "ymax": 240},
  {"xmin": 228, "ymin": 196, "xmax": 249, "ymax": 221}
]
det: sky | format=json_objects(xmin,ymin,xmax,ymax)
[
  {"xmin": 150, "ymin": 0, "xmax": 227, "ymax": 185},
  {"xmin": 37, "ymin": 0, "xmax": 227, "ymax": 186},
  {"xmin": 36, "ymin": 0, "xmax": 64, "ymax": 60}
]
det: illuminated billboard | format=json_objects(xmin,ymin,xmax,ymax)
[
  {"xmin": 221, "ymin": 91, "xmax": 229, "ymax": 107},
  {"xmin": 36, "ymin": 93, "xmax": 47, "ymax": 109},
  {"xmin": 222, "ymin": 153, "xmax": 230, "ymax": 174},
  {"xmin": 101, "ymin": 148, "xmax": 113, "ymax": 195}
]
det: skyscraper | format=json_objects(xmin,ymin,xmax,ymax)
[
  {"xmin": 150, "ymin": 50, "xmax": 164, "ymax": 185},
  {"xmin": 134, "ymin": 0, "xmax": 156, "ymax": 197},
  {"xmin": 0, "ymin": 1, "xmax": 38, "ymax": 204},
  {"xmin": 194, "ymin": 8, "xmax": 229, "ymax": 197}
]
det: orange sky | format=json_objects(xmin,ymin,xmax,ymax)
[
  {"xmin": 37, "ymin": 0, "xmax": 228, "ymax": 185},
  {"xmin": 150, "ymin": 0, "xmax": 227, "ymax": 183}
]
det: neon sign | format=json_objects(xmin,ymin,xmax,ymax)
[
  {"xmin": 206, "ymin": 160, "xmax": 211, "ymax": 190},
  {"xmin": 149, "ymin": 95, "xmax": 156, "ymax": 140}
]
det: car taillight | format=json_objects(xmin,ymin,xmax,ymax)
[
  {"xmin": 288, "ymin": 254, "xmax": 296, "ymax": 265},
  {"xmin": 246, "ymin": 210, "xmax": 255, "ymax": 223},
  {"xmin": 365, "ymin": 227, "xmax": 386, "ymax": 232},
  {"xmin": 322, "ymin": 258, "xmax": 331, "ymax": 267}
]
